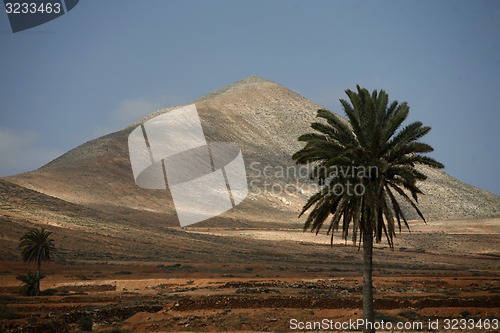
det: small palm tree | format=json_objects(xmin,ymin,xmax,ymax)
[
  {"xmin": 293, "ymin": 86, "xmax": 443, "ymax": 333},
  {"xmin": 16, "ymin": 270, "xmax": 42, "ymax": 296},
  {"xmin": 19, "ymin": 227, "xmax": 55, "ymax": 296}
]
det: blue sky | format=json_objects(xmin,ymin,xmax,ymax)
[{"xmin": 1, "ymin": 0, "xmax": 499, "ymax": 195}]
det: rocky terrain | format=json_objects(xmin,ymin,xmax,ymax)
[
  {"xmin": 6, "ymin": 76, "xmax": 500, "ymax": 222},
  {"xmin": 1, "ymin": 76, "xmax": 499, "ymax": 332}
]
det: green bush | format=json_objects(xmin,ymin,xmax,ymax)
[
  {"xmin": 78, "ymin": 316, "xmax": 93, "ymax": 331},
  {"xmin": 16, "ymin": 271, "xmax": 43, "ymax": 296},
  {"xmin": 0, "ymin": 305, "xmax": 20, "ymax": 320},
  {"xmin": 460, "ymin": 310, "xmax": 471, "ymax": 318}
]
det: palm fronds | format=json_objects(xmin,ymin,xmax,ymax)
[{"xmin": 293, "ymin": 86, "xmax": 444, "ymax": 248}]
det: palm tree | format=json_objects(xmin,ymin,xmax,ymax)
[
  {"xmin": 19, "ymin": 227, "xmax": 55, "ymax": 296},
  {"xmin": 292, "ymin": 86, "xmax": 443, "ymax": 333},
  {"xmin": 16, "ymin": 270, "xmax": 40, "ymax": 296}
]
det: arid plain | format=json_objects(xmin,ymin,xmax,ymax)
[{"xmin": 1, "ymin": 77, "xmax": 499, "ymax": 332}]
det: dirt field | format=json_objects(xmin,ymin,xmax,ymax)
[{"xmin": 1, "ymin": 219, "xmax": 499, "ymax": 333}]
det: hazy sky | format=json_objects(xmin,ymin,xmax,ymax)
[{"xmin": 1, "ymin": 0, "xmax": 499, "ymax": 195}]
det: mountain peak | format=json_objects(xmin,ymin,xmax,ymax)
[
  {"xmin": 6, "ymin": 76, "xmax": 500, "ymax": 222},
  {"xmin": 131, "ymin": 75, "xmax": 288, "ymax": 127},
  {"xmin": 194, "ymin": 75, "xmax": 277, "ymax": 103},
  {"xmin": 239, "ymin": 75, "xmax": 274, "ymax": 84}
]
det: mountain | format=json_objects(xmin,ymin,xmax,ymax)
[{"xmin": 5, "ymin": 75, "xmax": 500, "ymax": 228}]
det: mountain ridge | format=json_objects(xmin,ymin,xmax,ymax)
[{"xmin": 5, "ymin": 76, "xmax": 500, "ymax": 222}]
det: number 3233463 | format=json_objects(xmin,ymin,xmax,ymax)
[{"xmin": 5, "ymin": 2, "xmax": 62, "ymax": 14}]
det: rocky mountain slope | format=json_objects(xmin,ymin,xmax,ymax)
[{"xmin": 5, "ymin": 76, "xmax": 500, "ymax": 225}]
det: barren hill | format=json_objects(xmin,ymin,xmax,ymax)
[
  {"xmin": 1, "ymin": 76, "xmax": 499, "ymax": 333},
  {"xmin": 5, "ymin": 75, "xmax": 500, "ymax": 226}
]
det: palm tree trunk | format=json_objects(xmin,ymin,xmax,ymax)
[
  {"xmin": 362, "ymin": 222, "xmax": 375, "ymax": 333},
  {"xmin": 35, "ymin": 254, "xmax": 41, "ymax": 296}
]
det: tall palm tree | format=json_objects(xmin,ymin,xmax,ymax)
[
  {"xmin": 19, "ymin": 227, "xmax": 55, "ymax": 296},
  {"xmin": 292, "ymin": 86, "xmax": 443, "ymax": 333}
]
